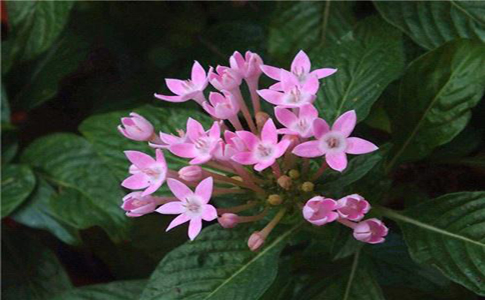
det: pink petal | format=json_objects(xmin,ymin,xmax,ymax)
[
  {"xmin": 156, "ymin": 202, "xmax": 185, "ymax": 214},
  {"xmin": 229, "ymin": 51, "xmax": 245, "ymax": 70},
  {"xmin": 292, "ymin": 141, "xmax": 324, "ymax": 157},
  {"xmin": 313, "ymin": 118, "xmax": 330, "ymax": 139},
  {"xmin": 187, "ymin": 118, "xmax": 205, "ymax": 142},
  {"xmin": 160, "ymin": 132, "xmax": 181, "ymax": 145},
  {"xmin": 188, "ymin": 217, "xmax": 202, "ymax": 240},
  {"xmin": 275, "ymin": 107, "xmax": 297, "ymax": 128},
  {"xmin": 122, "ymin": 173, "xmax": 149, "ymax": 190},
  {"xmin": 209, "ymin": 122, "xmax": 221, "ymax": 140},
  {"xmin": 190, "ymin": 155, "xmax": 212, "ymax": 165},
  {"xmin": 154, "ymin": 93, "xmax": 189, "ymax": 103},
  {"xmin": 155, "ymin": 149, "xmax": 166, "ymax": 165},
  {"xmin": 261, "ymin": 119, "xmax": 278, "ymax": 144},
  {"xmin": 291, "ymin": 50, "xmax": 311, "ymax": 74},
  {"xmin": 167, "ymin": 178, "xmax": 193, "ymax": 201},
  {"xmin": 142, "ymin": 180, "xmax": 163, "ymax": 197},
  {"xmin": 302, "ymin": 76, "xmax": 319, "ymax": 95},
  {"xmin": 169, "ymin": 143, "xmax": 197, "ymax": 158},
  {"xmin": 260, "ymin": 65, "xmax": 282, "ymax": 80},
  {"xmin": 232, "ymin": 152, "xmax": 257, "ymax": 165},
  {"xmin": 346, "ymin": 137, "xmax": 378, "ymax": 154},
  {"xmin": 332, "ymin": 110, "xmax": 356, "ymax": 137},
  {"xmin": 311, "ymin": 68, "xmax": 337, "ymax": 79},
  {"xmin": 326, "ymin": 152, "xmax": 348, "ymax": 172},
  {"xmin": 165, "ymin": 79, "xmax": 187, "ymax": 96},
  {"xmin": 269, "ymin": 82, "xmax": 283, "ymax": 91},
  {"xmin": 166, "ymin": 214, "xmax": 190, "ymax": 232},
  {"xmin": 124, "ymin": 151, "xmax": 155, "ymax": 169},
  {"xmin": 275, "ymin": 139, "xmax": 291, "ymax": 157},
  {"xmin": 195, "ymin": 177, "xmax": 213, "ymax": 203},
  {"xmin": 236, "ymin": 131, "xmax": 259, "ymax": 149},
  {"xmin": 201, "ymin": 204, "xmax": 217, "ymax": 221},
  {"xmin": 255, "ymin": 161, "xmax": 274, "ymax": 172},
  {"xmin": 202, "ymin": 101, "xmax": 216, "ymax": 117},
  {"xmin": 299, "ymin": 104, "xmax": 318, "ymax": 119},
  {"xmin": 191, "ymin": 61, "xmax": 206, "ymax": 85},
  {"xmin": 257, "ymin": 89, "xmax": 285, "ymax": 106},
  {"xmin": 280, "ymin": 71, "xmax": 300, "ymax": 92},
  {"xmin": 208, "ymin": 92, "xmax": 225, "ymax": 106}
]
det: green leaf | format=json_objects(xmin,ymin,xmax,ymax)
[
  {"xmin": 268, "ymin": 1, "xmax": 356, "ymax": 62},
  {"xmin": 140, "ymin": 224, "xmax": 301, "ymax": 300},
  {"xmin": 12, "ymin": 177, "xmax": 82, "ymax": 245},
  {"xmin": 3, "ymin": 0, "xmax": 74, "ymax": 71},
  {"xmin": 386, "ymin": 39, "xmax": 485, "ymax": 171},
  {"xmin": 312, "ymin": 16, "xmax": 405, "ymax": 123},
  {"xmin": 1, "ymin": 82, "xmax": 10, "ymax": 123},
  {"xmin": 1, "ymin": 164, "xmax": 36, "ymax": 218},
  {"xmin": 51, "ymin": 280, "xmax": 147, "ymax": 300},
  {"xmin": 15, "ymin": 33, "xmax": 90, "ymax": 110},
  {"xmin": 374, "ymin": 1, "xmax": 485, "ymax": 50},
  {"xmin": 21, "ymin": 133, "xmax": 129, "ymax": 241},
  {"xmin": 2, "ymin": 228, "xmax": 73, "ymax": 300},
  {"xmin": 379, "ymin": 192, "xmax": 485, "ymax": 295},
  {"xmin": 79, "ymin": 105, "xmax": 212, "ymax": 181}
]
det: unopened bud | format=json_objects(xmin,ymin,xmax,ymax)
[
  {"xmin": 255, "ymin": 112, "xmax": 270, "ymax": 129},
  {"xmin": 267, "ymin": 194, "xmax": 283, "ymax": 206},
  {"xmin": 178, "ymin": 166, "xmax": 203, "ymax": 182},
  {"xmin": 118, "ymin": 113, "xmax": 155, "ymax": 141},
  {"xmin": 301, "ymin": 181, "xmax": 314, "ymax": 192},
  {"xmin": 277, "ymin": 175, "xmax": 292, "ymax": 190},
  {"xmin": 218, "ymin": 213, "xmax": 239, "ymax": 228},
  {"xmin": 248, "ymin": 231, "xmax": 265, "ymax": 251},
  {"xmin": 231, "ymin": 176, "xmax": 243, "ymax": 182},
  {"xmin": 288, "ymin": 169, "xmax": 300, "ymax": 180}
]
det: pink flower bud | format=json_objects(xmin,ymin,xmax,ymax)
[
  {"xmin": 178, "ymin": 166, "xmax": 203, "ymax": 182},
  {"xmin": 218, "ymin": 213, "xmax": 239, "ymax": 228},
  {"xmin": 209, "ymin": 66, "xmax": 242, "ymax": 91},
  {"xmin": 302, "ymin": 196, "xmax": 338, "ymax": 226},
  {"xmin": 118, "ymin": 113, "xmax": 154, "ymax": 141},
  {"xmin": 336, "ymin": 194, "xmax": 370, "ymax": 221},
  {"xmin": 353, "ymin": 218, "xmax": 388, "ymax": 244},
  {"xmin": 248, "ymin": 231, "xmax": 265, "ymax": 252},
  {"xmin": 229, "ymin": 51, "xmax": 263, "ymax": 80},
  {"xmin": 121, "ymin": 192, "xmax": 158, "ymax": 217}
]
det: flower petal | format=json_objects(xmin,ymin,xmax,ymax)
[
  {"xmin": 236, "ymin": 131, "xmax": 259, "ymax": 149},
  {"xmin": 195, "ymin": 177, "xmax": 213, "ymax": 203},
  {"xmin": 254, "ymin": 161, "xmax": 274, "ymax": 172},
  {"xmin": 261, "ymin": 119, "xmax": 278, "ymax": 145},
  {"xmin": 188, "ymin": 217, "xmax": 202, "ymax": 240},
  {"xmin": 122, "ymin": 173, "xmax": 149, "ymax": 190},
  {"xmin": 232, "ymin": 152, "xmax": 257, "ymax": 165},
  {"xmin": 167, "ymin": 178, "xmax": 193, "ymax": 201},
  {"xmin": 169, "ymin": 143, "xmax": 197, "ymax": 158},
  {"xmin": 166, "ymin": 214, "xmax": 190, "ymax": 232},
  {"xmin": 299, "ymin": 104, "xmax": 318, "ymax": 120},
  {"xmin": 332, "ymin": 110, "xmax": 356, "ymax": 137},
  {"xmin": 311, "ymin": 68, "xmax": 337, "ymax": 79},
  {"xmin": 292, "ymin": 141, "xmax": 324, "ymax": 157},
  {"xmin": 124, "ymin": 151, "xmax": 155, "ymax": 169},
  {"xmin": 154, "ymin": 93, "xmax": 189, "ymax": 103},
  {"xmin": 257, "ymin": 89, "xmax": 285, "ymax": 106},
  {"xmin": 156, "ymin": 201, "xmax": 185, "ymax": 214},
  {"xmin": 165, "ymin": 79, "xmax": 188, "ymax": 96},
  {"xmin": 202, "ymin": 204, "xmax": 217, "ymax": 221},
  {"xmin": 191, "ymin": 61, "xmax": 206, "ymax": 86},
  {"xmin": 141, "ymin": 180, "xmax": 163, "ymax": 197},
  {"xmin": 275, "ymin": 107, "xmax": 297, "ymax": 128},
  {"xmin": 187, "ymin": 118, "xmax": 205, "ymax": 142},
  {"xmin": 326, "ymin": 152, "xmax": 348, "ymax": 172},
  {"xmin": 291, "ymin": 50, "xmax": 311, "ymax": 74},
  {"xmin": 260, "ymin": 65, "xmax": 282, "ymax": 80},
  {"xmin": 313, "ymin": 118, "xmax": 330, "ymax": 139},
  {"xmin": 346, "ymin": 137, "xmax": 378, "ymax": 154}
]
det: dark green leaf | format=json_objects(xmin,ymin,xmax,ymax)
[
  {"xmin": 21, "ymin": 133, "xmax": 129, "ymax": 241},
  {"xmin": 52, "ymin": 280, "xmax": 147, "ymax": 300},
  {"xmin": 312, "ymin": 16, "xmax": 405, "ymax": 123},
  {"xmin": 140, "ymin": 224, "xmax": 301, "ymax": 300},
  {"xmin": 1, "ymin": 82, "xmax": 10, "ymax": 123},
  {"xmin": 386, "ymin": 39, "xmax": 485, "ymax": 171},
  {"xmin": 268, "ymin": 1, "xmax": 356, "ymax": 62},
  {"xmin": 12, "ymin": 177, "xmax": 82, "ymax": 245},
  {"xmin": 1, "ymin": 164, "xmax": 36, "ymax": 218},
  {"xmin": 2, "ymin": 229, "xmax": 72, "ymax": 299},
  {"xmin": 379, "ymin": 192, "xmax": 485, "ymax": 295},
  {"xmin": 375, "ymin": 1, "xmax": 485, "ymax": 50}
]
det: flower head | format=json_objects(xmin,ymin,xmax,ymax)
[
  {"xmin": 202, "ymin": 91, "xmax": 240, "ymax": 120},
  {"xmin": 155, "ymin": 61, "xmax": 210, "ymax": 104},
  {"xmin": 232, "ymin": 119, "xmax": 290, "ymax": 171},
  {"xmin": 121, "ymin": 149, "xmax": 167, "ymax": 196},
  {"xmin": 209, "ymin": 66, "xmax": 242, "ymax": 91},
  {"xmin": 336, "ymin": 194, "xmax": 370, "ymax": 221},
  {"xmin": 121, "ymin": 192, "xmax": 160, "ymax": 217},
  {"xmin": 302, "ymin": 196, "xmax": 339, "ymax": 226},
  {"xmin": 229, "ymin": 51, "xmax": 263, "ymax": 81},
  {"xmin": 275, "ymin": 104, "xmax": 318, "ymax": 138},
  {"xmin": 353, "ymin": 218, "xmax": 388, "ymax": 244},
  {"xmin": 156, "ymin": 177, "xmax": 217, "ymax": 240},
  {"xmin": 293, "ymin": 110, "xmax": 378, "ymax": 172},
  {"xmin": 118, "ymin": 113, "xmax": 155, "ymax": 142}
]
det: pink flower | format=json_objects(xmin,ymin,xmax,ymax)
[
  {"xmin": 261, "ymin": 50, "xmax": 337, "ymax": 88},
  {"xmin": 302, "ymin": 196, "xmax": 339, "ymax": 226},
  {"xmin": 229, "ymin": 51, "xmax": 263, "ymax": 80},
  {"xmin": 209, "ymin": 66, "xmax": 242, "ymax": 91},
  {"xmin": 121, "ymin": 149, "xmax": 167, "ymax": 196},
  {"xmin": 353, "ymin": 218, "xmax": 388, "ymax": 244},
  {"xmin": 178, "ymin": 166, "xmax": 203, "ymax": 182},
  {"xmin": 121, "ymin": 192, "xmax": 161, "ymax": 217},
  {"xmin": 154, "ymin": 61, "xmax": 210, "ymax": 104},
  {"xmin": 118, "ymin": 113, "xmax": 155, "ymax": 142},
  {"xmin": 336, "ymin": 194, "xmax": 370, "ymax": 221},
  {"xmin": 156, "ymin": 177, "xmax": 217, "ymax": 240},
  {"xmin": 218, "ymin": 213, "xmax": 239, "ymax": 228},
  {"xmin": 202, "ymin": 91, "xmax": 240, "ymax": 120},
  {"xmin": 257, "ymin": 71, "xmax": 319, "ymax": 108},
  {"xmin": 292, "ymin": 110, "xmax": 378, "ymax": 172},
  {"xmin": 232, "ymin": 119, "xmax": 291, "ymax": 171},
  {"xmin": 247, "ymin": 231, "xmax": 265, "ymax": 251},
  {"xmin": 275, "ymin": 104, "xmax": 318, "ymax": 138},
  {"xmin": 213, "ymin": 131, "xmax": 247, "ymax": 161},
  {"xmin": 168, "ymin": 118, "xmax": 221, "ymax": 164}
]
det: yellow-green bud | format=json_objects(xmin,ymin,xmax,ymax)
[
  {"xmin": 231, "ymin": 176, "xmax": 243, "ymax": 182},
  {"xmin": 277, "ymin": 175, "xmax": 292, "ymax": 190},
  {"xmin": 267, "ymin": 194, "xmax": 283, "ymax": 205},
  {"xmin": 301, "ymin": 182, "xmax": 314, "ymax": 192},
  {"xmin": 288, "ymin": 169, "xmax": 300, "ymax": 180}
]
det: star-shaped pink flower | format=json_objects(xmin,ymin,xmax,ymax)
[
  {"xmin": 156, "ymin": 177, "xmax": 217, "ymax": 240},
  {"xmin": 121, "ymin": 149, "xmax": 167, "ymax": 196},
  {"xmin": 275, "ymin": 104, "xmax": 318, "ymax": 138},
  {"xmin": 292, "ymin": 110, "xmax": 378, "ymax": 172}
]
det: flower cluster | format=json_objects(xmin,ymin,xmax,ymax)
[{"xmin": 118, "ymin": 50, "xmax": 388, "ymax": 249}]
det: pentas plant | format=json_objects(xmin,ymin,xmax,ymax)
[{"xmin": 118, "ymin": 50, "xmax": 388, "ymax": 250}]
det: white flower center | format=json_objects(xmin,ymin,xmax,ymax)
[
  {"xmin": 320, "ymin": 132, "xmax": 347, "ymax": 153},
  {"xmin": 182, "ymin": 80, "xmax": 195, "ymax": 92},
  {"xmin": 194, "ymin": 137, "xmax": 213, "ymax": 154},
  {"xmin": 184, "ymin": 196, "xmax": 203, "ymax": 216},
  {"xmin": 255, "ymin": 143, "xmax": 274, "ymax": 161}
]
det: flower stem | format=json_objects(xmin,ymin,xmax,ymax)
[
  {"xmin": 246, "ymin": 78, "xmax": 261, "ymax": 115},
  {"xmin": 212, "ymin": 188, "xmax": 246, "ymax": 196},
  {"xmin": 260, "ymin": 207, "xmax": 286, "ymax": 238},
  {"xmin": 238, "ymin": 208, "xmax": 269, "ymax": 223},
  {"xmin": 271, "ymin": 162, "xmax": 282, "ymax": 178},
  {"xmin": 206, "ymin": 161, "xmax": 235, "ymax": 174},
  {"xmin": 337, "ymin": 218, "xmax": 357, "ymax": 229},
  {"xmin": 217, "ymin": 201, "xmax": 257, "ymax": 214},
  {"xmin": 311, "ymin": 161, "xmax": 328, "ymax": 181},
  {"xmin": 204, "ymin": 169, "xmax": 265, "ymax": 194},
  {"xmin": 228, "ymin": 116, "xmax": 244, "ymax": 131},
  {"xmin": 231, "ymin": 87, "xmax": 257, "ymax": 133}
]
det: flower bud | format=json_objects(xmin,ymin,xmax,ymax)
[
  {"xmin": 121, "ymin": 192, "xmax": 158, "ymax": 217},
  {"xmin": 277, "ymin": 175, "xmax": 292, "ymax": 190},
  {"xmin": 336, "ymin": 194, "xmax": 370, "ymax": 221},
  {"xmin": 267, "ymin": 194, "xmax": 282, "ymax": 206},
  {"xmin": 248, "ymin": 231, "xmax": 265, "ymax": 252},
  {"xmin": 231, "ymin": 176, "xmax": 243, "ymax": 182},
  {"xmin": 353, "ymin": 218, "xmax": 388, "ymax": 244},
  {"xmin": 118, "ymin": 113, "xmax": 154, "ymax": 141},
  {"xmin": 256, "ymin": 111, "xmax": 270, "ymax": 129},
  {"xmin": 178, "ymin": 166, "xmax": 203, "ymax": 182},
  {"xmin": 209, "ymin": 66, "xmax": 242, "ymax": 91},
  {"xmin": 301, "ymin": 181, "xmax": 314, "ymax": 192},
  {"xmin": 288, "ymin": 169, "xmax": 300, "ymax": 180},
  {"xmin": 218, "ymin": 213, "xmax": 239, "ymax": 228},
  {"xmin": 302, "ymin": 196, "xmax": 338, "ymax": 226}
]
